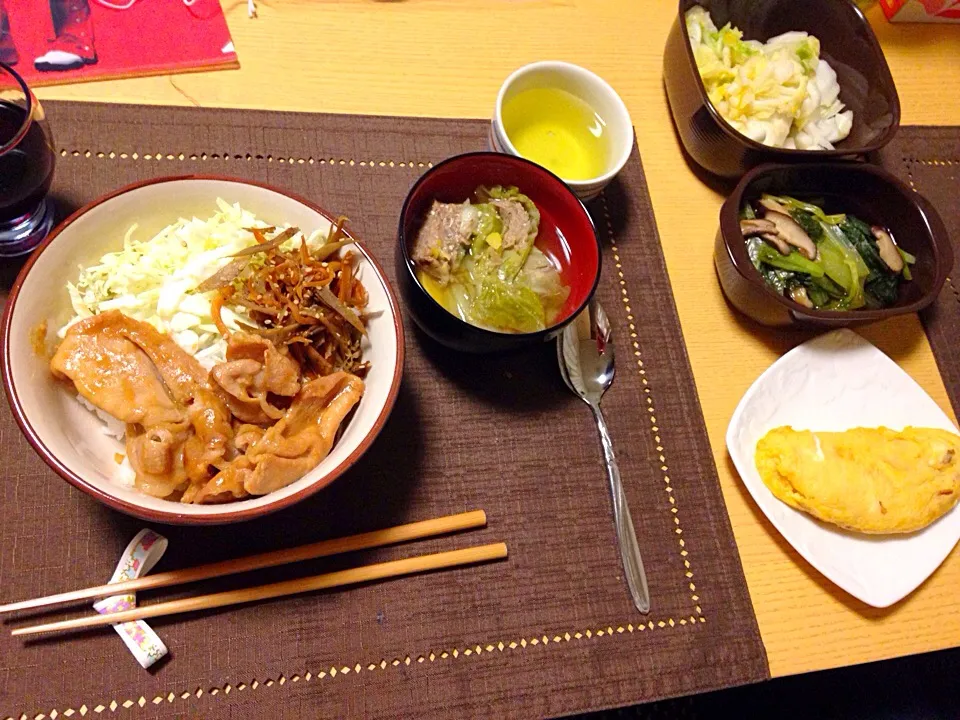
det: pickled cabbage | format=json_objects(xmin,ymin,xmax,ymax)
[{"xmin": 685, "ymin": 6, "xmax": 853, "ymax": 150}]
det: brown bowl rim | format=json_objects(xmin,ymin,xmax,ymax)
[
  {"xmin": 398, "ymin": 151, "xmax": 603, "ymax": 340},
  {"xmin": 1, "ymin": 174, "xmax": 406, "ymax": 525},
  {"xmin": 719, "ymin": 162, "xmax": 953, "ymax": 322},
  {"xmin": 676, "ymin": 0, "xmax": 902, "ymax": 157}
]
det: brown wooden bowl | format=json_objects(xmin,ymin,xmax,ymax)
[
  {"xmin": 664, "ymin": 0, "xmax": 901, "ymax": 179},
  {"xmin": 715, "ymin": 163, "xmax": 953, "ymax": 328}
]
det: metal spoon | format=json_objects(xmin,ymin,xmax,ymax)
[{"xmin": 558, "ymin": 302, "xmax": 651, "ymax": 614}]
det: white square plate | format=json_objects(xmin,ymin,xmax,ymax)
[{"xmin": 726, "ymin": 329, "xmax": 960, "ymax": 608}]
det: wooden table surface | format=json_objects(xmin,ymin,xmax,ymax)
[{"xmin": 36, "ymin": 0, "xmax": 960, "ymax": 681}]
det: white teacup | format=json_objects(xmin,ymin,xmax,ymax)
[{"xmin": 491, "ymin": 61, "xmax": 634, "ymax": 202}]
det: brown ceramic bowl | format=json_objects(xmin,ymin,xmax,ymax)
[
  {"xmin": 664, "ymin": 0, "xmax": 901, "ymax": 178},
  {"xmin": 715, "ymin": 163, "xmax": 953, "ymax": 328},
  {"xmin": 2, "ymin": 176, "xmax": 404, "ymax": 524}
]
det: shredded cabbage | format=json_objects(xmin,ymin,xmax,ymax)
[
  {"xmin": 685, "ymin": 6, "xmax": 853, "ymax": 150},
  {"xmin": 61, "ymin": 199, "xmax": 328, "ymax": 368}
]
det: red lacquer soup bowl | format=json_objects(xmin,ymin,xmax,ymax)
[{"xmin": 397, "ymin": 152, "xmax": 601, "ymax": 353}]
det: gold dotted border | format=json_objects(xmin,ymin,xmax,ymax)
[
  {"xmin": 4, "ymin": 617, "xmax": 706, "ymax": 720},
  {"xmin": 58, "ymin": 147, "xmax": 433, "ymax": 169},
  {"xmin": 10, "ymin": 162, "xmax": 713, "ymax": 720},
  {"xmin": 903, "ymin": 156, "xmax": 959, "ymax": 307},
  {"xmin": 911, "ymin": 158, "xmax": 957, "ymax": 167},
  {"xmin": 901, "ymin": 155, "xmax": 959, "ymax": 183},
  {"xmin": 600, "ymin": 195, "xmax": 701, "ymax": 612}
]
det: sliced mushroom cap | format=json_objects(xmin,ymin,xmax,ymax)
[
  {"xmin": 789, "ymin": 285, "xmax": 814, "ymax": 309},
  {"xmin": 759, "ymin": 197, "xmax": 791, "ymax": 215},
  {"xmin": 764, "ymin": 211, "xmax": 818, "ymax": 261},
  {"xmin": 871, "ymin": 226, "xmax": 904, "ymax": 273},
  {"xmin": 740, "ymin": 218, "xmax": 777, "ymax": 237},
  {"xmin": 760, "ymin": 232, "xmax": 791, "ymax": 255}
]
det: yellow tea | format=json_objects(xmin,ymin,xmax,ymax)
[{"xmin": 501, "ymin": 87, "xmax": 609, "ymax": 181}]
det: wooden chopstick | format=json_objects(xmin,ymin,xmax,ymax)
[
  {"xmin": 0, "ymin": 510, "xmax": 487, "ymax": 614},
  {"xmin": 11, "ymin": 542, "xmax": 508, "ymax": 637}
]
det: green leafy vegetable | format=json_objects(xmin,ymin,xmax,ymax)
[
  {"xmin": 790, "ymin": 209, "xmax": 824, "ymax": 242},
  {"xmin": 805, "ymin": 282, "xmax": 831, "ymax": 307},
  {"xmin": 518, "ymin": 247, "xmax": 570, "ymax": 323},
  {"xmin": 750, "ymin": 239, "xmax": 825, "ymax": 277},
  {"xmin": 816, "ymin": 221, "xmax": 869, "ymax": 309},
  {"xmin": 823, "ymin": 221, "xmax": 869, "ymax": 275},
  {"xmin": 899, "ymin": 248, "xmax": 914, "ymax": 281},
  {"xmin": 811, "ymin": 233, "xmax": 853, "ymax": 290},
  {"xmin": 808, "ymin": 273, "xmax": 847, "ymax": 300},
  {"xmin": 746, "ymin": 236, "xmax": 764, "ymax": 269},
  {"xmin": 771, "ymin": 270, "xmax": 802, "ymax": 296},
  {"xmin": 469, "ymin": 274, "xmax": 546, "ymax": 334},
  {"xmin": 865, "ymin": 274, "xmax": 900, "ymax": 307},
  {"xmin": 839, "ymin": 217, "xmax": 887, "ymax": 280},
  {"xmin": 764, "ymin": 194, "xmax": 845, "ymax": 225},
  {"xmin": 499, "ymin": 249, "xmax": 528, "ymax": 283},
  {"xmin": 743, "ymin": 195, "xmax": 912, "ymax": 312},
  {"xmin": 746, "ymin": 239, "xmax": 798, "ymax": 296},
  {"xmin": 470, "ymin": 204, "xmax": 502, "ymax": 255}
]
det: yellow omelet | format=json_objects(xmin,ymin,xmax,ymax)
[{"xmin": 755, "ymin": 426, "xmax": 960, "ymax": 534}]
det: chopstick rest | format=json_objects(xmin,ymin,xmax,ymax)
[{"xmin": 93, "ymin": 529, "xmax": 168, "ymax": 669}]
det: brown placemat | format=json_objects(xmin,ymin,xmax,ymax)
[
  {"xmin": 0, "ymin": 102, "xmax": 767, "ymax": 720},
  {"xmin": 878, "ymin": 127, "xmax": 960, "ymax": 418}
]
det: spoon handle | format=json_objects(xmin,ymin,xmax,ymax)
[{"xmin": 590, "ymin": 402, "xmax": 651, "ymax": 614}]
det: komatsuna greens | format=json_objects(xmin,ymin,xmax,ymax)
[{"xmin": 740, "ymin": 194, "xmax": 915, "ymax": 311}]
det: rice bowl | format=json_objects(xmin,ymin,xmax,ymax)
[{"xmin": 2, "ymin": 176, "xmax": 404, "ymax": 524}]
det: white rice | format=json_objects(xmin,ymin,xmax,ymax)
[
  {"xmin": 77, "ymin": 394, "xmax": 126, "ymax": 440},
  {"xmin": 76, "ymin": 395, "xmax": 136, "ymax": 487}
]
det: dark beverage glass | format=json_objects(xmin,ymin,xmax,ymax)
[{"xmin": 0, "ymin": 62, "xmax": 56, "ymax": 257}]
